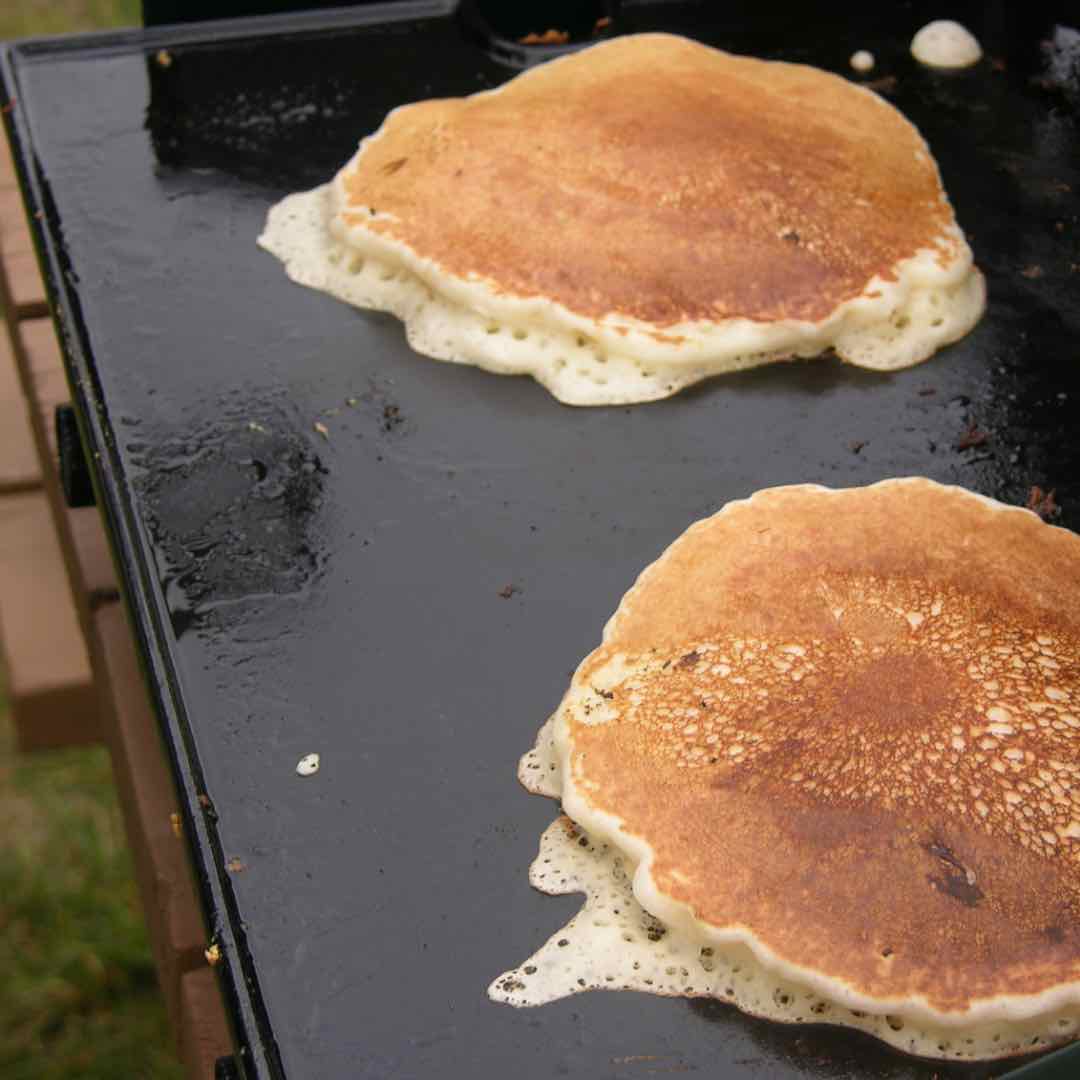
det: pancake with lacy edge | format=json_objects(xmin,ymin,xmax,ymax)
[
  {"xmin": 259, "ymin": 35, "xmax": 985, "ymax": 405},
  {"xmin": 490, "ymin": 480, "xmax": 1080, "ymax": 1062}
]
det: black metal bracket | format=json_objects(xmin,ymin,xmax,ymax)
[{"xmin": 54, "ymin": 402, "xmax": 95, "ymax": 508}]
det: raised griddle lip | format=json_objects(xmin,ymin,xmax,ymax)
[
  {"xmin": 4, "ymin": 0, "xmax": 454, "ymax": 58},
  {"xmin": 0, "ymin": 39, "xmax": 281, "ymax": 1080}
]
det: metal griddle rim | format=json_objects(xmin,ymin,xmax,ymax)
[
  {"xmin": 6, "ymin": 0, "xmax": 455, "ymax": 60},
  {"xmin": 0, "ymin": 57, "xmax": 279, "ymax": 1080}
]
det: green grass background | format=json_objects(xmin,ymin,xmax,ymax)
[
  {"xmin": 0, "ymin": 2, "xmax": 140, "ymax": 40},
  {"xmin": 2, "ymin": 5, "xmax": 184, "ymax": 1078}
]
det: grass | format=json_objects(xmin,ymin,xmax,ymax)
[
  {"xmin": 0, "ymin": 2, "xmax": 140, "ymax": 40},
  {"xmin": 2, "ymin": 7, "xmax": 182, "ymax": 1077},
  {"xmin": 0, "ymin": 680, "xmax": 183, "ymax": 1079}
]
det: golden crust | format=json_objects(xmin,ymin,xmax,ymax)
[
  {"xmin": 562, "ymin": 480, "xmax": 1080, "ymax": 1016},
  {"xmin": 340, "ymin": 34, "xmax": 962, "ymax": 327}
]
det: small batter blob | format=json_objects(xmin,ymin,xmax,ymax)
[{"xmin": 911, "ymin": 21, "xmax": 982, "ymax": 69}]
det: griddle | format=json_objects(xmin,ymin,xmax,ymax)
[{"xmin": 3, "ymin": 2, "xmax": 1079, "ymax": 1077}]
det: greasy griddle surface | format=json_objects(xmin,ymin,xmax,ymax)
[{"xmin": 4, "ymin": 3, "xmax": 1078, "ymax": 1077}]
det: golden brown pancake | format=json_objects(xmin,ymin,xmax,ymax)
[
  {"xmin": 259, "ymin": 35, "xmax": 985, "ymax": 405},
  {"xmin": 492, "ymin": 481, "xmax": 1080, "ymax": 1059}
]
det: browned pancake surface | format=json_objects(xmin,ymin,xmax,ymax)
[
  {"xmin": 565, "ymin": 481, "xmax": 1080, "ymax": 1014},
  {"xmin": 340, "ymin": 35, "xmax": 961, "ymax": 328}
]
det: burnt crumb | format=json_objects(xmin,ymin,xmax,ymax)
[
  {"xmin": 781, "ymin": 228, "xmax": 800, "ymax": 245},
  {"xmin": 518, "ymin": 28, "xmax": 570, "ymax": 45},
  {"xmin": 926, "ymin": 839, "xmax": 967, "ymax": 873},
  {"xmin": 863, "ymin": 75, "xmax": 897, "ymax": 94},
  {"xmin": 381, "ymin": 404, "xmax": 403, "ymax": 432},
  {"xmin": 557, "ymin": 938, "xmax": 570, "ymax": 947},
  {"xmin": 1026, "ymin": 485, "xmax": 1060, "ymax": 520},
  {"xmin": 917, "ymin": 386, "xmax": 937, "ymax": 397},
  {"xmin": 380, "ymin": 157, "xmax": 408, "ymax": 176},
  {"xmin": 956, "ymin": 423, "xmax": 988, "ymax": 450},
  {"xmin": 497, "ymin": 583, "xmax": 518, "ymax": 599},
  {"xmin": 1020, "ymin": 264, "xmax": 1045, "ymax": 279},
  {"xmin": 881, "ymin": 947, "xmax": 894, "ymax": 958},
  {"xmin": 593, "ymin": 686, "xmax": 614, "ymax": 700},
  {"xmin": 924, "ymin": 838, "xmax": 984, "ymax": 908},
  {"xmin": 578, "ymin": 836, "xmax": 589, "ymax": 847},
  {"xmin": 848, "ymin": 440, "xmax": 866, "ymax": 454},
  {"xmin": 928, "ymin": 873, "xmax": 984, "ymax": 907},
  {"xmin": 676, "ymin": 650, "xmax": 701, "ymax": 669}
]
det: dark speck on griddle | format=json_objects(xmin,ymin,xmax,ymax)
[
  {"xmin": 381, "ymin": 404, "xmax": 403, "ymax": 431},
  {"xmin": 863, "ymin": 75, "xmax": 897, "ymax": 94},
  {"xmin": 1026, "ymin": 486, "xmax": 1060, "ymax": 520},
  {"xmin": 956, "ymin": 424, "xmax": 989, "ymax": 450}
]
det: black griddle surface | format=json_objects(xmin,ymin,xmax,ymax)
[{"xmin": 3, "ymin": 3, "xmax": 1079, "ymax": 1078}]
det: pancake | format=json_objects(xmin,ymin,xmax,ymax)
[
  {"xmin": 491, "ymin": 480, "xmax": 1080, "ymax": 1061},
  {"xmin": 259, "ymin": 34, "xmax": 985, "ymax": 405}
]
